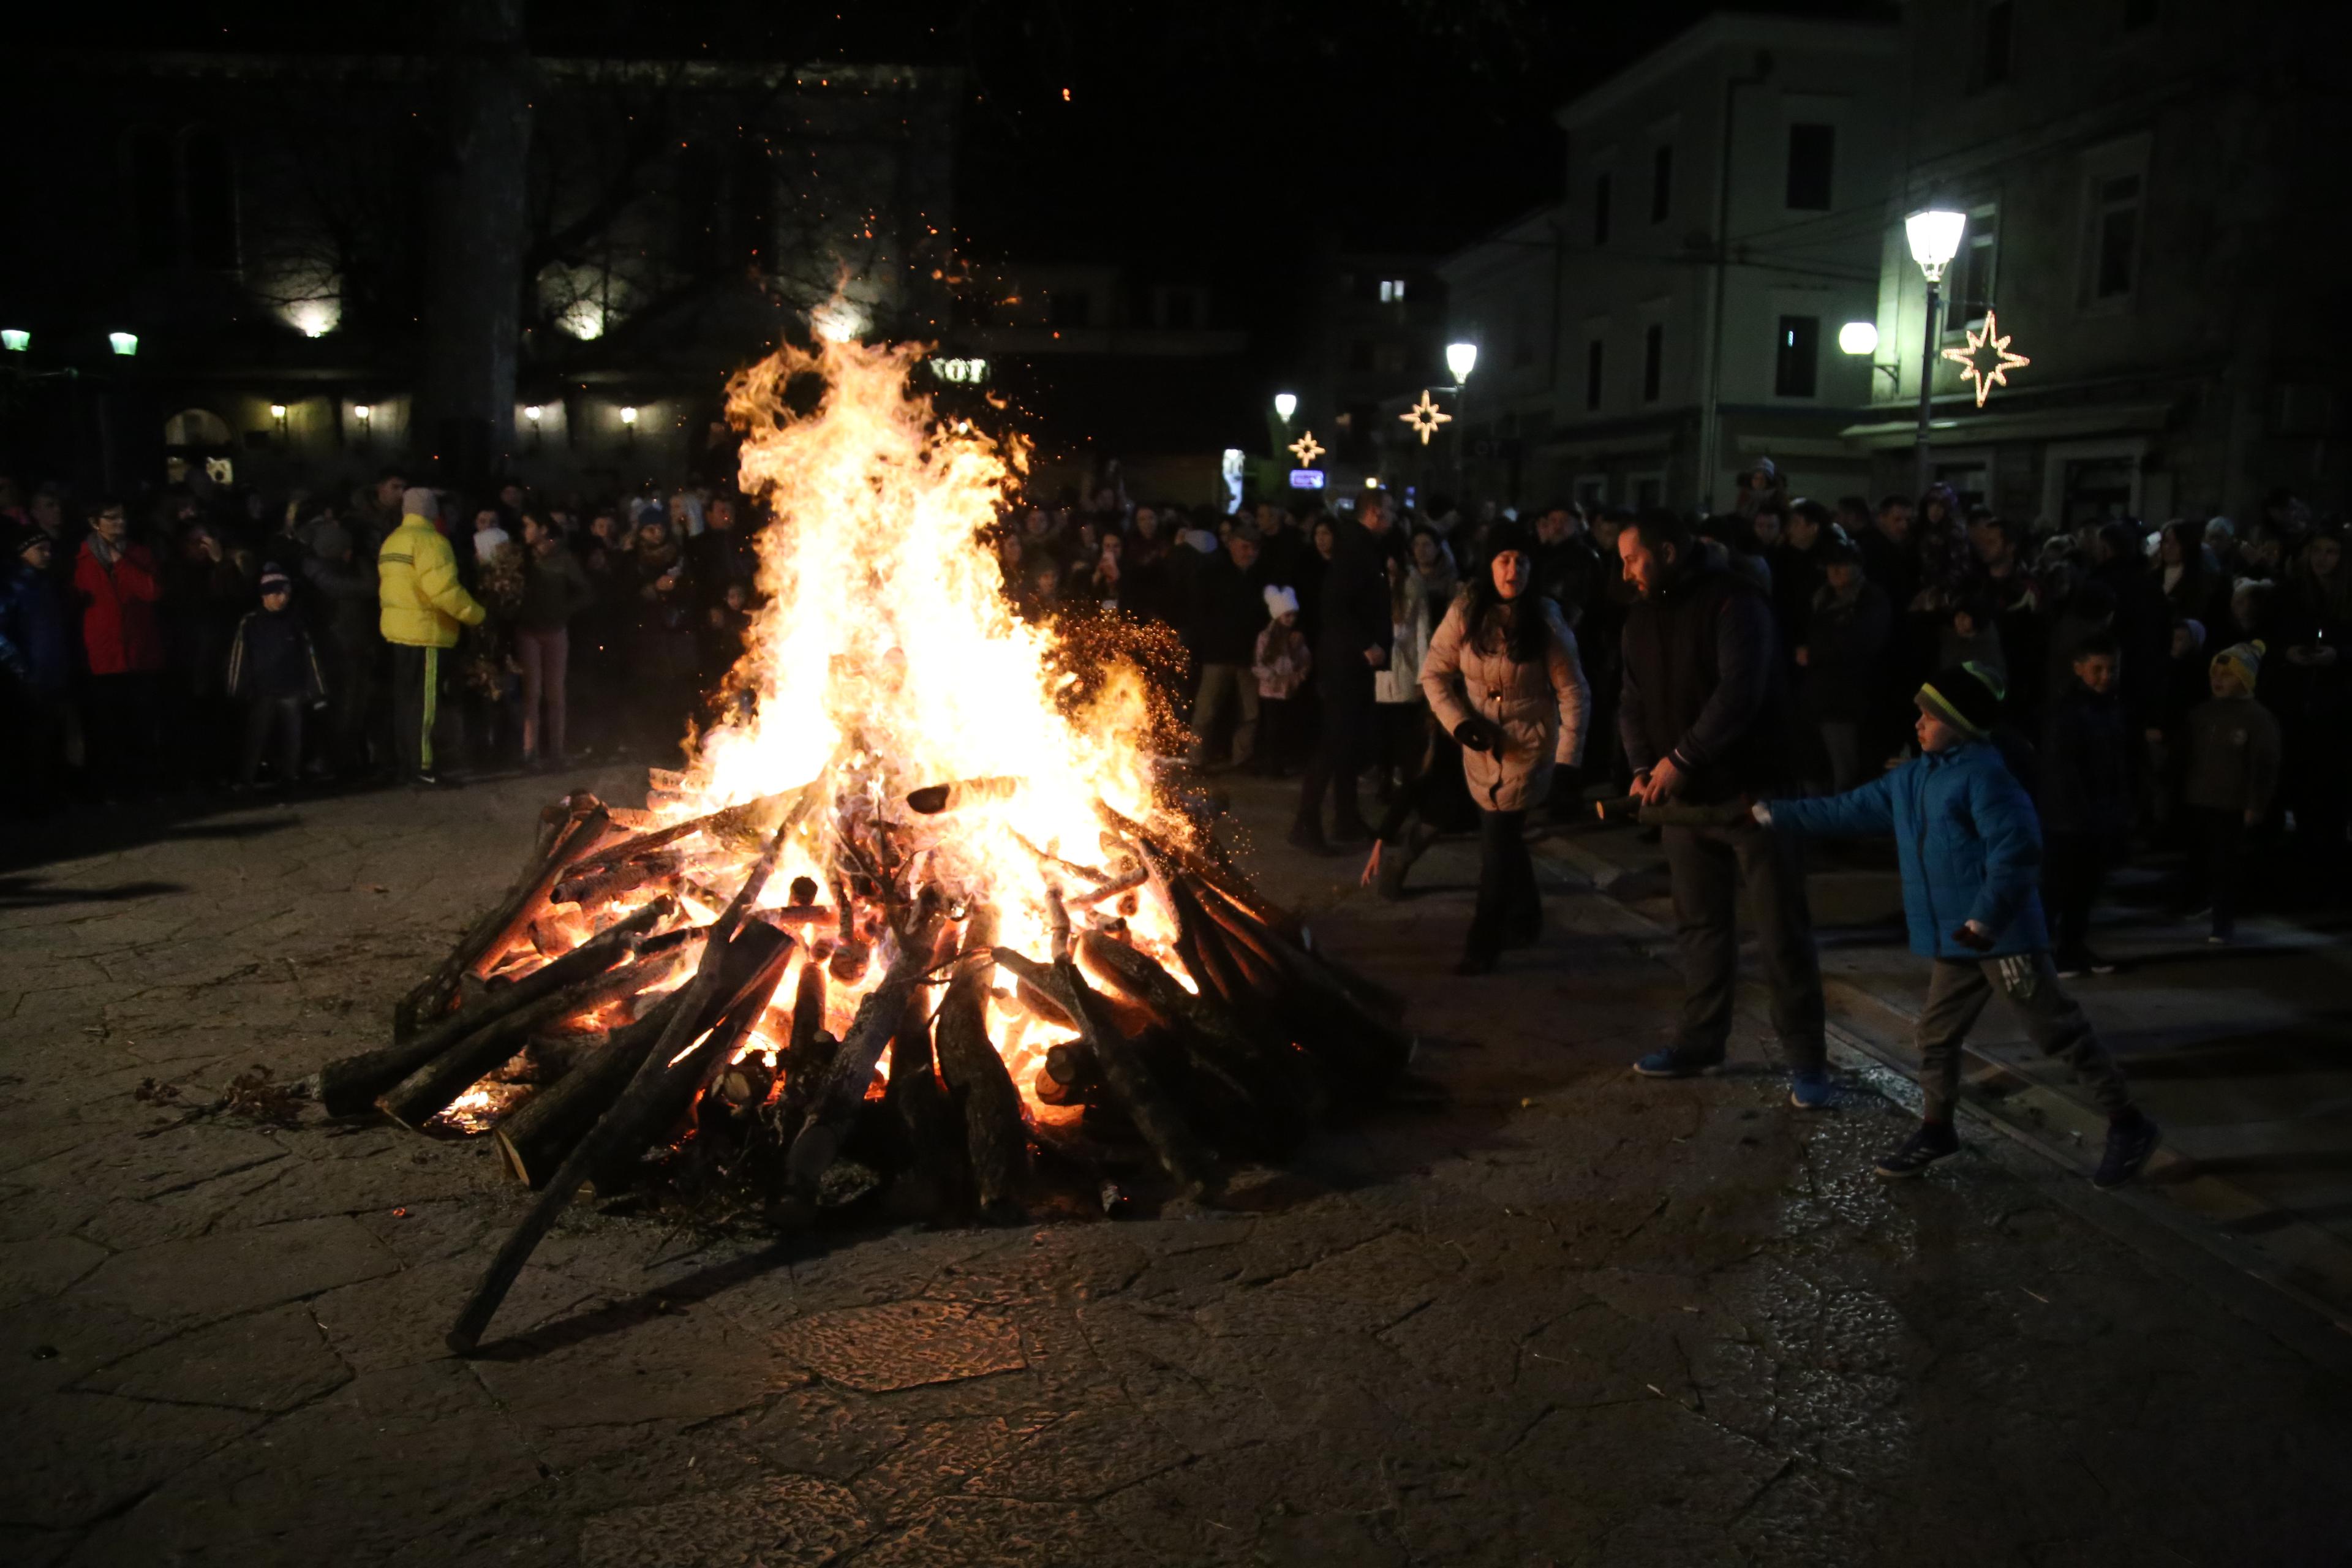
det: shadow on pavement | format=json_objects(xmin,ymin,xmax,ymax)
[
  {"xmin": 0, "ymin": 873, "xmax": 190, "ymax": 907},
  {"xmin": 0, "ymin": 796, "xmax": 312, "ymax": 874}
]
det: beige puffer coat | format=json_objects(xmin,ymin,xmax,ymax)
[{"xmin": 1419, "ymin": 594, "xmax": 1592, "ymax": 812}]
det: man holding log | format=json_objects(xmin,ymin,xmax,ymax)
[{"xmin": 1616, "ymin": 509, "xmax": 1831, "ymax": 1107}]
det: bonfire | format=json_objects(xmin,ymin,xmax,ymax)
[{"xmin": 310, "ymin": 334, "xmax": 1411, "ymax": 1352}]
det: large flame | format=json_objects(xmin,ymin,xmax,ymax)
[{"xmin": 654, "ymin": 334, "xmax": 1174, "ymax": 1096}]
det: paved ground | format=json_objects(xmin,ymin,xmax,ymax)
[{"xmin": 3, "ymin": 772, "xmax": 2350, "ymax": 1567}]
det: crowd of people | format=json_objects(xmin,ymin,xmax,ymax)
[
  {"xmin": 2, "ymin": 458, "xmax": 2344, "ymax": 967},
  {"xmin": 0, "ymin": 469, "xmax": 764, "ymax": 807}
]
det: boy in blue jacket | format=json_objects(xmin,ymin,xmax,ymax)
[{"xmin": 1755, "ymin": 663, "xmax": 2160, "ymax": 1187}]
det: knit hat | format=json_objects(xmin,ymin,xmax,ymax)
[
  {"xmin": 9, "ymin": 522, "xmax": 49, "ymax": 560},
  {"xmin": 1485, "ymin": 521, "xmax": 1534, "ymax": 560},
  {"xmin": 258, "ymin": 567, "xmax": 293, "ymax": 596},
  {"xmin": 1263, "ymin": 584, "xmax": 1300, "ymax": 619},
  {"xmin": 401, "ymin": 486, "xmax": 439, "ymax": 522},
  {"xmin": 1915, "ymin": 662, "xmax": 2004, "ymax": 740},
  {"xmin": 2176, "ymin": 617, "xmax": 2207, "ymax": 651},
  {"xmin": 2212, "ymin": 639, "xmax": 2264, "ymax": 692}
]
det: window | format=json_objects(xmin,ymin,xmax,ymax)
[
  {"xmin": 2084, "ymin": 173, "xmax": 2141, "ymax": 301},
  {"xmin": 1585, "ymin": 339, "xmax": 1604, "ymax": 409},
  {"xmin": 1947, "ymin": 208, "xmax": 1999, "ymax": 330},
  {"xmin": 1785, "ymin": 124, "xmax": 1834, "ymax": 211},
  {"xmin": 1642, "ymin": 323, "xmax": 1664, "ymax": 403},
  {"xmin": 2122, "ymin": 0, "xmax": 2157, "ymax": 27},
  {"xmin": 1163, "ymin": 290, "xmax": 1197, "ymax": 329},
  {"xmin": 1373, "ymin": 342, "xmax": 1408, "ymax": 375},
  {"xmin": 1348, "ymin": 339, "xmax": 1375, "ymax": 373},
  {"xmin": 1980, "ymin": 1, "xmax": 2015, "ymax": 88},
  {"xmin": 1774, "ymin": 315, "xmax": 1820, "ymax": 398},
  {"xmin": 1049, "ymin": 290, "xmax": 1093, "ymax": 328},
  {"xmin": 184, "ymin": 129, "xmax": 237, "ymax": 270},
  {"xmin": 1650, "ymin": 145, "xmax": 1673, "ymax": 223},
  {"xmin": 1593, "ymin": 173, "xmax": 1612, "ymax": 245},
  {"xmin": 1378, "ymin": 277, "xmax": 1408, "ymax": 303},
  {"xmin": 1511, "ymin": 301, "xmax": 1534, "ymax": 368}
]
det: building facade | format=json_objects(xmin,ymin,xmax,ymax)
[
  {"xmin": 0, "ymin": 50, "xmax": 960, "ymax": 497},
  {"xmin": 1439, "ymin": 14, "xmax": 1904, "ymax": 514},
  {"xmin": 1847, "ymin": 0, "xmax": 2349, "ymax": 524}
]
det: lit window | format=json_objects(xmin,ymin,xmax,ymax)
[
  {"xmin": 1379, "ymin": 278, "xmax": 1408, "ymax": 303},
  {"xmin": 1947, "ymin": 209, "xmax": 1999, "ymax": 331}
]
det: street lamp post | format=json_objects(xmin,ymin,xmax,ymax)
[
  {"xmin": 1904, "ymin": 209, "xmax": 1967, "ymax": 497},
  {"xmin": 1445, "ymin": 342, "xmax": 1477, "ymax": 511}
]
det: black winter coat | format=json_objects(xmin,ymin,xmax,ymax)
[
  {"xmin": 1314, "ymin": 518, "xmax": 1395, "ymax": 682},
  {"xmin": 226, "ymin": 608, "xmax": 327, "ymax": 703},
  {"xmin": 1803, "ymin": 579, "xmax": 1891, "ymax": 723},
  {"xmin": 1192, "ymin": 555, "xmax": 1267, "ymax": 665},
  {"xmin": 2039, "ymin": 680, "xmax": 2133, "ymax": 836},
  {"xmin": 1618, "ymin": 558, "xmax": 1789, "ymax": 804}
]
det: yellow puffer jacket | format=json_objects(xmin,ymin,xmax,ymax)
[{"xmin": 377, "ymin": 514, "xmax": 487, "ymax": 648}]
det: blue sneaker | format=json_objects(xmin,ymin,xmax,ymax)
[
  {"xmin": 1787, "ymin": 1069, "xmax": 1834, "ymax": 1110},
  {"xmin": 1633, "ymin": 1047, "xmax": 1722, "ymax": 1079}
]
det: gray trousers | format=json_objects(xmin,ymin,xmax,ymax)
[
  {"xmin": 1663, "ymin": 824, "xmax": 1826, "ymax": 1071},
  {"xmin": 1189, "ymin": 663, "xmax": 1259, "ymax": 767},
  {"xmin": 1915, "ymin": 951, "xmax": 2133, "ymax": 1124}
]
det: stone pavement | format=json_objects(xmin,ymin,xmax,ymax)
[
  {"xmin": 2, "ymin": 772, "xmax": 2349, "ymax": 1567},
  {"xmin": 1537, "ymin": 810, "xmax": 2352, "ymax": 1330}
]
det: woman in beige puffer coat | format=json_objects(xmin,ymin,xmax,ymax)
[{"xmin": 1419, "ymin": 524, "xmax": 1591, "ymax": 973}]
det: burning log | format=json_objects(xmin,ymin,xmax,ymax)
[
  {"xmin": 1049, "ymin": 956, "xmax": 1217, "ymax": 1202},
  {"xmin": 493, "ymin": 988, "xmax": 689, "ymax": 1186},
  {"xmin": 375, "ymin": 942, "xmax": 690, "ymax": 1131},
  {"xmin": 587, "ymin": 925, "xmax": 793, "ymax": 1193},
  {"xmin": 782, "ymin": 908, "xmax": 951, "ymax": 1208},
  {"xmin": 903, "ymin": 775, "xmax": 1024, "ymax": 815},
  {"xmin": 396, "ymin": 795, "xmax": 612, "ymax": 1039},
  {"xmin": 448, "ymin": 801, "xmax": 809, "ymax": 1355},
  {"xmin": 322, "ymin": 897, "xmax": 678, "ymax": 1116},
  {"xmin": 932, "ymin": 905, "xmax": 1028, "ymax": 1220},
  {"xmin": 551, "ymin": 853, "xmax": 682, "ymax": 910},
  {"xmin": 883, "ymin": 927, "xmax": 967, "ymax": 1215}
]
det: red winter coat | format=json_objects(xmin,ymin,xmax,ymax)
[{"xmin": 74, "ymin": 539, "xmax": 165, "ymax": 675}]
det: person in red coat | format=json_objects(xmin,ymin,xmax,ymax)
[{"xmin": 72, "ymin": 497, "xmax": 165, "ymax": 796}]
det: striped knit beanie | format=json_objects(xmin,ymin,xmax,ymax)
[{"xmin": 1915, "ymin": 661, "xmax": 2005, "ymax": 740}]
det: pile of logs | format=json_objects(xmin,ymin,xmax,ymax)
[{"xmin": 309, "ymin": 785, "xmax": 1412, "ymax": 1354}]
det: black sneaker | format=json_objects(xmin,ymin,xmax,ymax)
[
  {"xmin": 2086, "ymin": 951, "xmax": 2119, "ymax": 974},
  {"xmin": 2093, "ymin": 1115, "xmax": 2161, "ymax": 1189},
  {"xmin": 1873, "ymin": 1122, "xmax": 1961, "ymax": 1179},
  {"xmin": 2053, "ymin": 951, "xmax": 2091, "ymax": 979}
]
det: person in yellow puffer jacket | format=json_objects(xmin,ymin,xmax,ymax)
[{"xmin": 377, "ymin": 488, "xmax": 485, "ymax": 784}]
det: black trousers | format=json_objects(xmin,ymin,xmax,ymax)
[
  {"xmin": 239, "ymin": 696, "xmax": 305, "ymax": 786},
  {"xmin": 1296, "ymin": 667, "xmax": 1376, "ymax": 835},
  {"xmin": 2183, "ymin": 806, "xmax": 2247, "ymax": 938},
  {"xmin": 85, "ymin": 672, "xmax": 160, "ymax": 796},
  {"xmin": 1466, "ymin": 807, "xmax": 1539, "ymax": 960},
  {"xmin": 1661, "ymin": 823, "xmax": 1826, "ymax": 1071},
  {"xmin": 2045, "ymin": 831, "xmax": 2122, "ymax": 957},
  {"xmin": 389, "ymin": 644, "xmax": 445, "ymax": 776}
]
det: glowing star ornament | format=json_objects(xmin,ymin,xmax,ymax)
[
  {"xmin": 1289, "ymin": 430, "xmax": 1325, "ymax": 467},
  {"xmin": 1400, "ymin": 390, "xmax": 1452, "ymax": 445},
  {"xmin": 1941, "ymin": 309, "xmax": 2032, "ymax": 408}
]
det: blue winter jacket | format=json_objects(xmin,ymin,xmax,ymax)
[
  {"xmin": 0, "ymin": 561, "xmax": 72, "ymax": 697},
  {"xmin": 1770, "ymin": 741, "xmax": 2050, "ymax": 959}
]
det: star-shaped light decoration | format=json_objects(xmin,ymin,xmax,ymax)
[
  {"xmin": 1289, "ymin": 430, "xmax": 1325, "ymax": 467},
  {"xmin": 1940, "ymin": 309, "xmax": 2031, "ymax": 408},
  {"xmin": 1400, "ymin": 389, "xmax": 1452, "ymax": 446}
]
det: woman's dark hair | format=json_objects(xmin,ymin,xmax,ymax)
[{"xmin": 1463, "ymin": 523, "xmax": 1547, "ymax": 663}]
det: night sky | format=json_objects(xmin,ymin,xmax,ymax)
[{"xmin": 37, "ymin": 0, "xmax": 1893, "ymax": 266}]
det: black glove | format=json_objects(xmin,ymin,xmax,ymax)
[
  {"xmin": 1453, "ymin": 717, "xmax": 1503, "ymax": 755},
  {"xmin": 1949, "ymin": 922, "xmax": 1994, "ymax": 952}
]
